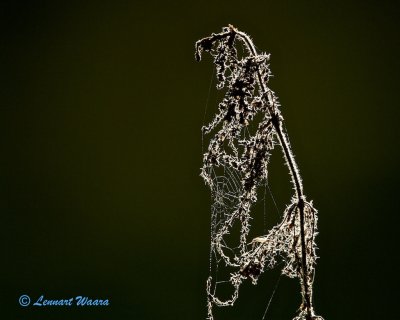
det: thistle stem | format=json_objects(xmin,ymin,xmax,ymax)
[{"xmin": 233, "ymin": 26, "xmax": 313, "ymax": 319}]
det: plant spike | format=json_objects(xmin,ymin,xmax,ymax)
[{"xmin": 195, "ymin": 25, "xmax": 324, "ymax": 320}]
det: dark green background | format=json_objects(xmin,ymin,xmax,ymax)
[{"xmin": 1, "ymin": 1, "xmax": 399, "ymax": 319}]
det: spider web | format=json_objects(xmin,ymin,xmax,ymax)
[
  {"xmin": 201, "ymin": 69, "xmax": 279, "ymax": 317},
  {"xmin": 207, "ymin": 164, "xmax": 284, "ymax": 320},
  {"xmin": 201, "ymin": 85, "xmax": 315, "ymax": 319}
]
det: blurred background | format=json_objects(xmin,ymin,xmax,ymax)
[{"xmin": 1, "ymin": 0, "xmax": 399, "ymax": 319}]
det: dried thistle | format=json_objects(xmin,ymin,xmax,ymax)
[{"xmin": 195, "ymin": 25, "xmax": 324, "ymax": 320}]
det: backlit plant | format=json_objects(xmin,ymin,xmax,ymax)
[{"xmin": 195, "ymin": 25, "xmax": 324, "ymax": 320}]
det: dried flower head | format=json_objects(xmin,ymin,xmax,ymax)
[{"xmin": 195, "ymin": 25, "xmax": 324, "ymax": 320}]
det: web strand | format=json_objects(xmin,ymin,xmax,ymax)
[
  {"xmin": 261, "ymin": 272, "xmax": 282, "ymax": 320},
  {"xmin": 202, "ymin": 68, "xmax": 215, "ymax": 155}
]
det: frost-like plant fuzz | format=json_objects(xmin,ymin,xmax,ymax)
[{"xmin": 195, "ymin": 25, "xmax": 324, "ymax": 320}]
